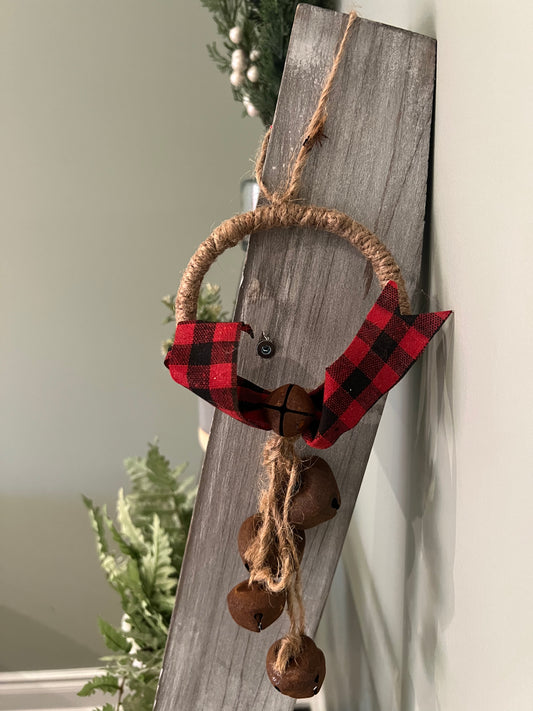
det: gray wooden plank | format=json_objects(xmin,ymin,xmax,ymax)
[{"xmin": 155, "ymin": 6, "xmax": 435, "ymax": 710}]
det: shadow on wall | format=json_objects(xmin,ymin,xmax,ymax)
[
  {"xmin": 395, "ymin": 39, "xmax": 457, "ymax": 704},
  {"xmin": 0, "ymin": 495, "xmax": 122, "ymax": 671},
  {"xmin": 315, "ymin": 561, "xmax": 380, "ymax": 710},
  {"xmin": 400, "ymin": 302, "xmax": 456, "ymax": 711},
  {"xmin": 0, "ymin": 606, "xmax": 98, "ymax": 672},
  {"xmin": 314, "ymin": 307, "xmax": 456, "ymax": 711}
]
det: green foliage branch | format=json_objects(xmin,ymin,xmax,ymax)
[
  {"xmin": 79, "ymin": 442, "xmax": 195, "ymax": 711},
  {"xmin": 200, "ymin": 0, "xmax": 337, "ymax": 126},
  {"xmin": 81, "ymin": 284, "xmax": 227, "ymax": 710}
]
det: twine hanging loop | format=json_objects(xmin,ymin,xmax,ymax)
[{"xmin": 174, "ymin": 10, "xmax": 411, "ymax": 324}]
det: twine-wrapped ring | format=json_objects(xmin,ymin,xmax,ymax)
[{"xmin": 174, "ymin": 201, "xmax": 410, "ymax": 323}]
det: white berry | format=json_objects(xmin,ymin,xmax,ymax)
[
  {"xmin": 250, "ymin": 49, "xmax": 260, "ymax": 62},
  {"xmin": 121, "ymin": 614, "xmax": 131, "ymax": 633},
  {"xmin": 231, "ymin": 49, "xmax": 247, "ymax": 71},
  {"xmin": 230, "ymin": 70, "xmax": 244, "ymax": 88},
  {"xmin": 246, "ymin": 103, "xmax": 259, "ymax": 118},
  {"xmin": 229, "ymin": 26, "xmax": 242, "ymax": 44},
  {"xmin": 242, "ymin": 94, "xmax": 251, "ymax": 107},
  {"xmin": 246, "ymin": 65, "xmax": 259, "ymax": 83}
]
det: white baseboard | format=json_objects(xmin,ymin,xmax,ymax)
[
  {"xmin": 0, "ymin": 668, "xmax": 104, "ymax": 711},
  {"xmin": 0, "ymin": 668, "xmax": 315, "ymax": 711}
]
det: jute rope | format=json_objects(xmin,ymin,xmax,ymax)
[
  {"xmin": 174, "ymin": 10, "xmax": 410, "ymax": 323},
  {"xmin": 246, "ymin": 434, "xmax": 302, "ymax": 594},
  {"xmin": 245, "ymin": 434, "xmax": 306, "ymax": 671},
  {"xmin": 173, "ymin": 11, "xmax": 411, "ymax": 674},
  {"xmin": 256, "ymin": 10, "xmax": 358, "ymax": 205},
  {"xmin": 175, "ymin": 202, "xmax": 410, "ymax": 322}
]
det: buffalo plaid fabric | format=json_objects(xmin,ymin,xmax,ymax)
[
  {"xmin": 303, "ymin": 281, "xmax": 451, "ymax": 448},
  {"xmin": 164, "ymin": 321, "xmax": 271, "ymax": 429},
  {"xmin": 165, "ymin": 282, "xmax": 451, "ymax": 449}
]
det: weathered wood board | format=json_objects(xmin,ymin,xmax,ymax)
[{"xmin": 155, "ymin": 6, "xmax": 435, "ymax": 710}]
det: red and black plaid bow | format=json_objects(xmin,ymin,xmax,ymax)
[{"xmin": 165, "ymin": 281, "xmax": 451, "ymax": 449}]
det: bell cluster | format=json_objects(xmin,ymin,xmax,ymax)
[{"xmin": 226, "ymin": 384, "xmax": 342, "ymax": 699}]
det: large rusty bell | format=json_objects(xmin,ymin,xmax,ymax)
[
  {"xmin": 226, "ymin": 580, "xmax": 286, "ymax": 633},
  {"xmin": 289, "ymin": 457, "xmax": 341, "ymax": 529},
  {"xmin": 266, "ymin": 635, "xmax": 326, "ymax": 698},
  {"xmin": 264, "ymin": 384, "xmax": 316, "ymax": 437}
]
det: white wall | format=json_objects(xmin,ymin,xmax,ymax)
[
  {"xmin": 320, "ymin": 1, "xmax": 533, "ymax": 710},
  {"xmin": 0, "ymin": 1, "xmax": 261, "ymax": 670},
  {"xmin": 2, "ymin": 2, "xmax": 532, "ymax": 704}
]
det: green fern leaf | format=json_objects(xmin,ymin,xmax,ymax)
[
  {"xmin": 124, "ymin": 558, "xmax": 144, "ymax": 597},
  {"xmin": 106, "ymin": 518, "xmax": 140, "ymax": 559},
  {"xmin": 140, "ymin": 515, "xmax": 176, "ymax": 600},
  {"xmin": 77, "ymin": 674, "xmax": 119, "ymax": 697},
  {"xmin": 145, "ymin": 441, "xmax": 172, "ymax": 478},
  {"xmin": 82, "ymin": 496, "xmax": 109, "ymax": 554},
  {"xmin": 83, "ymin": 498, "xmax": 120, "ymax": 580},
  {"xmin": 117, "ymin": 489, "xmax": 147, "ymax": 554},
  {"xmin": 98, "ymin": 618, "xmax": 132, "ymax": 653},
  {"xmin": 139, "ymin": 598, "xmax": 169, "ymax": 636}
]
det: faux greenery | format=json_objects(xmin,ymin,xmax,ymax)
[
  {"xmin": 200, "ymin": 0, "xmax": 337, "ymax": 126},
  {"xmin": 81, "ymin": 284, "xmax": 227, "ymax": 710},
  {"xmin": 79, "ymin": 442, "xmax": 195, "ymax": 710}
]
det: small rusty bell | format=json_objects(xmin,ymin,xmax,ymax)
[
  {"xmin": 227, "ymin": 580, "xmax": 286, "ymax": 633},
  {"xmin": 238, "ymin": 514, "xmax": 306, "ymax": 573},
  {"xmin": 265, "ymin": 384, "xmax": 316, "ymax": 437},
  {"xmin": 266, "ymin": 635, "xmax": 326, "ymax": 698},
  {"xmin": 289, "ymin": 457, "xmax": 341, "ymax": 529}
]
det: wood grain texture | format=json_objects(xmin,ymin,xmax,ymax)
[{"xmin": 155, "ymin": 6, "xmax": 435, "ymax": 710}]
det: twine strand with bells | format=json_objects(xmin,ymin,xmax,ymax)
[
  {"xmin": 173, "ymin": 10, "xmax": 411, "ymax": 682},
  {"xmin": 245, "ymin": 435, "xmax": 306, "ymax": 672},
  {"xmin": 250, "ymin": 10, "xmax": 365, "ymax": 676}
]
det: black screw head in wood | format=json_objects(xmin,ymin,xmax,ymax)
[
  {"xmin": 257, "ymin": 333, "xmax": 276, "ymax": 358},
  {"xmin": 266, "ymin": 635, "xmax": 326, "ymax": 699},
  {"xmin": 264, "ymin": 384, "xmax": 316, "ymax": 437},
  {"xmin": 289, "ymin": 457, "xmax": 341, "ymax": 529},
  {"xmin": 227, "ymin": 580, "xmax": 286, "ymax": 633}
]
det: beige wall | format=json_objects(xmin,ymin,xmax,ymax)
[
  {"xmin": 320, "ymin": 1, "xmax": 533, "ymax": 710},
  {"xmin": 2, "ymin": 2, "xmax": 532, "ymax": 705},
  {"xmin": 0, "ymin": 1, "xmax": 261, "ymax": 670}
]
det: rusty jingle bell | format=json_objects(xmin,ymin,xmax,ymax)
[
  {"xmin": 227, "ymin": 580, "xmax": 286, "ymax": 633},
  {"xmin": 266, "ymin": 635, "xmax": 326, "ymax": 698},
  {"xmin": 289, "ymin": 457, "xmax": 341, "ymax": 529},
  {"xmin": 264, "ymin": 383, "xmax": 316, "ymax": 437}
]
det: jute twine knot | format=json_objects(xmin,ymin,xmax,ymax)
[{"xmin": 173, "ymin": 11, "xmax": 411, "ymax": 675}]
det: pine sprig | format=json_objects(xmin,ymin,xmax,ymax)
[
  {"xmin": 200, "ymin": 0, "xmax": 338, "ymax": 125},
  {"xmin": 80, "ymin": 441, "xmax": 194, "ymax": 710}
]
